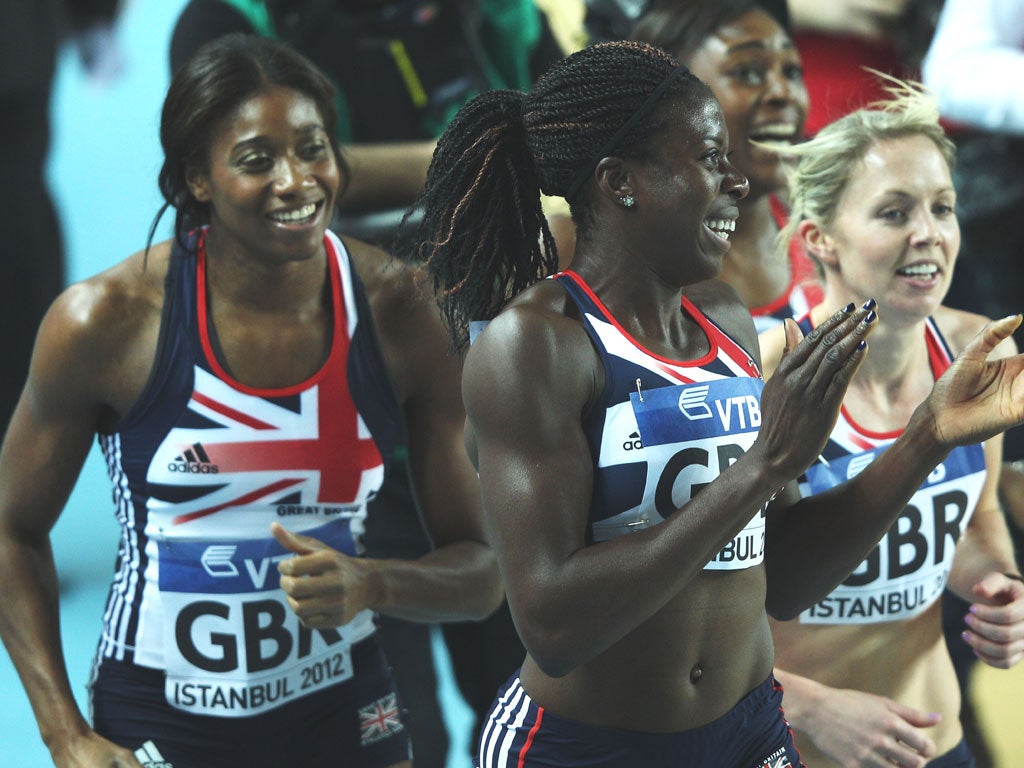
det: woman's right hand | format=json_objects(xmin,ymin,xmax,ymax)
[
  {"xmin": 801, "ymin": 686, "xmax": 940, "ymax": 768},
  {"xmin": 754, "ymin": 302, "xmax": 876, "ymax": 482},
  {"xmin": 51, "ymin": 731, "xmax": 144, "ymax": 768},
  {"xmin": 920, "ymin": 314, "xmax": 1024, "ymax": 450}
]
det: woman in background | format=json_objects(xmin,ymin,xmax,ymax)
[
  {"xmin": 761, "ymin": 80, "xmax": 1024, "ymax": 768},
  {"xmin": 633, "ymin": 0, "xmax": 822, "ymax": 332}
]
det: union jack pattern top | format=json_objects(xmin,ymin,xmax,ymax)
[
  {"xmin": 554, "ymin": 271, "xmax": 767, "ymax": 570},
  {"xmin": 95, "ymin": 229, "xmax": 402, "ymax": 677},
  {"xmin": 796, "ymin": 314, "xmax": 987, "ymax": 624}
]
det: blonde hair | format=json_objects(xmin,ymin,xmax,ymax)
[{"xmin": 774, "ymin": 73, "xmax": 956, "ymax": 262}]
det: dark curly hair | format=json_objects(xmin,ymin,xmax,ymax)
[
  {"xmin": 409, "ymin": 40, "xmax": 710, "ymax": 349},
  {"xmin": 147, "ymin": 33, "xmax": 348, "ymax": 254}
]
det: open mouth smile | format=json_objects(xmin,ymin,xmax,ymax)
[
  {"xmin": 267, "ymin": 201, "xmax": 321, "ymax": 225},
  {"xmin": 704, "ymin": 217, "xmax": 737, "ymax": 241}
]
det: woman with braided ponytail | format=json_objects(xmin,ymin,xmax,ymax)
[{"xmin": 407, "ymin": 41, "xmax": 1024, "ymax": 768}]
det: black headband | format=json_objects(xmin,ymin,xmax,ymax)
[{"xmin": 564, "ymin": 65, "xmax": 690, "ymax": 203}]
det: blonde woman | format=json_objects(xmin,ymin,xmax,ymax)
[{"xmin": 761, "ymin": 80, "xmax": 1024, "ymax": 768}]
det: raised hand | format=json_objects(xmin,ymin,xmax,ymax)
[
  {"xmin": 754, "ymin": 301, "xmax": 877, "ymax": 481},
  {"xmin": 271, "ymin": 522, "xmax": 379, "ymax": 629},
  {"xmin": 923, "ymin": 315, "xmax": 1024, "ymax": 449}
]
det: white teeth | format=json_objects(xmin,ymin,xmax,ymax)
[
  {"xmin": 749, "ymin": 123, "xmax": 798, "ymax": 141},
  {"xmin": 269, "ymin": 203, "xmax": 317, "ymax": 223},
  {"xmin": 898, "ymin": 264, "xmax": 939, "ymax": 277},
  {"xmin": 704, "ymin": 218, "xmax": 736, "ymax": 239}
]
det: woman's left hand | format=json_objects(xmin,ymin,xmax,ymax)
[
  {"xmin": 924, "ymin": 315, "xmax": 1024, "ymax": 448},
  {"xmin": 272, "ymin": 522, "xmax": 379, "ymax": 629},
  {"xmin": 960, "ymin": 572, "xmax": 1024, "ymax": 669}
]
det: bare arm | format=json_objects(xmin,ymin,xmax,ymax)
[
  {"xmin": 0, "ymin": 282, "xmax": 146, "ymax": 767},
  {"xmin": 768, "ymin": 428, "xmax": 1018, "ymax": 768},
  {"xmin": 339, "ymin": 142, "xmax": 435, "ymax": 211},
  {"xmin": 465, "ymin": 301, "xmax": 873, "ymax": 677},
  {"xmin": 364, "ymin": 260, "xmax": 503, "ymax": 621},
  {"xmin": 765, "ymin": 315, "xmax": 1024, "ymax": 619},
  {"xmin": 946, "ymin": 434, "xmax": 1024, "ymax": 669}
]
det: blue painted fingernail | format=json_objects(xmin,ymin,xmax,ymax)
[
  {"xmin": 857, "ymin": 339, "xmax": 867, "ymax": 350},
  {"xmin": 843, "ymin": 302, "xmax": 856, "ymax": 313},
  {"xmin": 863, "ymin": 311, "xmax": 876, "ymax": 324},
  {"xmin": 862, "ymin": 298, "xmax": 876, "ymax": 310}
]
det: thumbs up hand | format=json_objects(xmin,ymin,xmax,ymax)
[{"xmin": 271, "ymin": 522, "xmax": 380, "ymax": 629}]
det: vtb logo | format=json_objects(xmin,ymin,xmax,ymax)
[
  {"xmin": 201, "ymin": 545, "xmax": 291, "ymax": 588},
  {"xmin": 678, "ymin": 385, "xmax": 712, "ymax": 420}
]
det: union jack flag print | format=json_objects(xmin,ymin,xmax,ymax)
[{"xmin": 359, "ymin": 693, "xmax": 404, "ymax": 746}]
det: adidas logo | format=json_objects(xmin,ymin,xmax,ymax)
[
  {"xmin": 622, "ymin": 431, "xmax": 644, "ymax": 451},
  {"xmin": 168, "ymin": 442, "xmax": 219, "ymax": 474},
  {"xmin": 135, "ymin": 740, "xmax": 173, "ymax": 768}
]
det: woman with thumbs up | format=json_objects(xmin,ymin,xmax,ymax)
[{"xmin": 0, "ymin": 34, "xmax": 501, "ymax": 768}]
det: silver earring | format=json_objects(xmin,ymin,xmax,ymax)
[{"xmin": 620, "ymin": 194, "xmax": 635, "ymax": 208}]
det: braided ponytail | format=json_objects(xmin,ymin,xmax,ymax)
[
  {"xmin": 414, "ymin": 89, "xmax": 554, "ymax": 350},
  {"xmin": 412, "ymin": 41, "xmax": 709, "ymax": 349}
]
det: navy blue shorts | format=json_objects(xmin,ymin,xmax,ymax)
[
  {"xmin": 928, "ymin": 739, "xmax": 975, "ymax": 768},
  {"xmin": 90, "ymin": 636, "xmax": 411, "ymax": 768},
  {"xmin": 477, "ymin": 673, "xmax": 803, "ymax": 768}
]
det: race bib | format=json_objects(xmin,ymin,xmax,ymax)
[
  {"xmin": 631, "ymin": 377, "xmax": 766, "ymax": 571},
  {"xmin": 158, "ymin": 519, "xmax": 375, "ymax": 716},
  {"xmin": 799, "ymin": 443, "xmax": 986, "ymax": 624}
]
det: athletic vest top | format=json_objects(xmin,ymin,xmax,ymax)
[
  {"xmin": 95, "ymin": 229, "xmax": 402, "ymax": 716},
  {"xmin": 796, "ymin": 315, "xmax": 986, "ymax": 625},
  {"xmin": 750, "ymin": 196, "xmax": 825, "ymax": 334},
  {"xmin": 554, "ymin": 270, "xmax": 768, "ymax": 571}
]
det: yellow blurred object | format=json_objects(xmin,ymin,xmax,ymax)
[
  {"xmin": 534, "ymin": 0, "xmax": 587, "ymax": 53},
  {"xmin": 972, "ymin": 660, "xmax": 1024, "ymax": 767}
]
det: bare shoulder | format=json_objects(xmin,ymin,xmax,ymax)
[
  {"xmin": 465, "ymin": 279, "xmax": 600, "ymax": 418},
  {"xmin": 342, "ymin": 235, "xmax": 455, "ymax": 400},
  {"xmin": 342, "ymin": 235, "xmax": 429, "ymax": 326},
  {"xmin": 933, "ymin": 304, "xmax": 1019, "ymax": 358},
  {"xmin": 47, "ymin": 244, "xmax": 165, "ymax": 344},
  {"xmin": 34, "ymin": 242, "xmax": 169, "ymax": 420},
  {"xmin": 492, "ymin": 277, "xmax": 599, "ymax": 359}
]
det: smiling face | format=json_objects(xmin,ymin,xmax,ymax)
[
  {"xmin": 817, "ymin": 135, "xmax": 959, "ymax": 320},
  {"xmin": 632, "ymin": 95, "xmax": 749, "ymax": 283},
  {"xmin": 187, "ymin": 85, "xmax": 341, "ymax": 264},
  {"xmin": 686, "ymin": 10, "xmax": 807, "ymax": 197}
]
